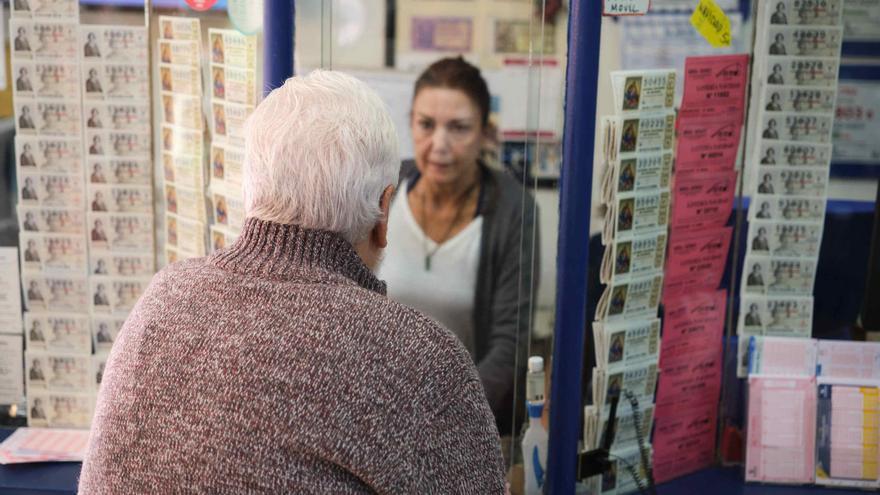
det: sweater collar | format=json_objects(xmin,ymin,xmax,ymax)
[{"xmin": 209, "ymin": 218, "xmax": 386, "ymax": 295}]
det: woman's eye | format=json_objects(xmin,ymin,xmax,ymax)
[
  {"xmin": 450, "ymin": 123, "xmax": 470, "ymax": 133},
  {"xmin": 418, "ymin": 120, "xmax": 433, "ymax": 131}
]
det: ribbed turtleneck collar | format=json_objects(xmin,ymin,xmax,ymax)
[{"xmin": 209, "ymin": 218, "xmax": 386, "ymax": 295}]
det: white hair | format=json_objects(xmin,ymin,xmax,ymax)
[{"xmin": 243, "ymin": 70, "xmax": 399, "ymax": 244}]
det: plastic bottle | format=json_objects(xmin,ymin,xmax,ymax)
[{"xmin": 522, "ymin": 356, "xmax": 547, "ymax": 495}]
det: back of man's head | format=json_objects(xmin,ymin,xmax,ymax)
[{"xmin": 243, "ymin": 70, "xmax": 399, "ymax": 244}]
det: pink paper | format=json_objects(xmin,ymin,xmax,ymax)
[
  {"xmin": 652, "ymin": 400, "xmax": 718, "ymax": 483},
  {"xmin": 680, "ymin": 54, "xmax": 750, "ymax": 121},
  {"xmin": 660, "ymin": 290, "xmax": 726, "ymax": 366},
  {"xmin": 675, "ymin": 118, "xmax": 742, "ymax": 174},
  {"xmin": 663, "ymin": 227, "xmax": 733, "ymax": 295},
  {"xmin": 745, "ymin": 376, "xmax": 817, "ymax": 484},
  {"xmin": 656, "ymin": 347, "xmax": 722, "ymax": 408},
  {"xmin": 670, "ymin": 171, "xmax": 737, "ymax": 232}
]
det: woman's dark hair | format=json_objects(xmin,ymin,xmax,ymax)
[{"xmin": 413, "ymin": 56, "xmax": 491, "ymax": 127}]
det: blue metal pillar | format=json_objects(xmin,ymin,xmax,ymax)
[
  {"xmin": 546, "ymin": 0, "xmax": 603, "ymax": 493},
  {"xmin": 263, "ymin": 0, "xmax": 295, "ymax": 95}
]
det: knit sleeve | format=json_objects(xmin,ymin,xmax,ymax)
[{"xmin": 412, "ymin": 378, "xmax": 507, "ymax": 493}]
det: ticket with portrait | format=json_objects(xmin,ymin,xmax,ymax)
[
  {"xmin": 764, "ymin": 56, "xmax": 839, "ymax": 87},
  {"xmin": 11, "ymin": 0, "xmax": 80, "ymax": 20},
  {"xmin": 163, "ymin": 152, "xmax": 205, "ymax": 191},
  {"xmin": 210, "ymin": 101, "xmax": 253, "ymax": 145},
  {"xmin": 87, "ymin": 213, "xmax": 154, "ymax": 253},
  {"xmin": 19, "ymin": 233, "xmax": 87, "ymax": 274},
  {"xmin": 85, "ymin": 130, "xmax": 151, "ymax": 158},
  {"xmin": 763, "ymin": 26, "xmax": 842, "ymax": 57},
  {"xmin": 83, "ymin": 102, "xmax": 151, "ymax": 132},
  {"xmin": 603, "ymin": 113, "xmax": 676, "ymax": 161},
  {"xmin": 90, "ymin": 276, "xmax": 151, "ymax": 315},
  {"xmin": 669, "ymin": 170, "xmax": 737, "ymax": 232},
  {"xmin": 593, "ymin": 360, "xmax": 659, "ymax": 411},
  {"xmin": 19, "ymin": 207, "xmax": 85, "ymax": 235},
  {"xmin": 738, "ymin": 295, "xmax": 814, "ymax": 338},
  {"xmin": 158, "ymin": 65, "xmax": 202, "ymax": 96},
  {"xmin": 24, "ymin": 313, "xmax": 91, "ymax": 354},
  {"xmin": 94, "ymin": 353, "xmax": 109, "ymax": 390},
  {"xmin": 747, "ymin": 220, "xmax": 824, "ymax": 258},
  {"xmin": 210, "ymin": 225, "xmax": 239, "ymax": 253},
  {"xmin": 164, "ymin": 183, "xmax": 207, "ymax": 223},
  {"xmin": 89, "ymin": 252, "xmax": 154, "ymax": 279},
  {"xmin": 165, "ymin": 213, "xmax": 206, "ymax": 256},
  {"xmin": 758, "ymin": 112, "xmax": 834, "ymax": 143},
  {"xmin": 604, "ymin": 191, "xmax": 670, "ymax": 243},
  {"xmin": 584, "ymin": 403, "xmax": 655, "ymax": 453},
  {"xmin": 756, "ymin": 140, "xmax": 832, "ymax": 167},
  {"xmin": 675, "ymin": 117, "xmax": 742, "ymax": 174},
  {"xmin": 209, "ymin": 29, "xmax": 257, "ymax": 69},
  {"xmin": 211, "ymin": 65, "xmax": 257, "ymax": 105},
  {"xmin": 593, "ymin": 317, "xmax": 661, "ymax": 372},
  {"xmin": 82, "ymin": 62, "xmax": 150, "ymax": 101},
  {"xmin": 16, "ymin": 171, "xmax": 84, "ymax": 208},
  {"xmin": 86, "ymin": 158, "xmax": 152, "ymax": 187},
  {"xmin": 92, "ymin": 316, "xmax": 127, "ymax": 353},
  {"xmin": 749, "ymin": 196, "xmax": 826, "ymax": 222},
  {"xmin": 157, "ymin": 39, "xmax": 200, "ymax": 67},
  {"xmin": 753, "ymin": 166, "xmax": 828, "ymax": 197},
  {"xmin": 80, "ymin": 25, "xmax": 148, "ymax": 62},
  {"xmin": 14, "ymin": 99, "xmax": 81, "ymax": 137},
  {"xmin": 742, "ymin": 255, "xmax": 817, "ymax": 296},
  {"xmin": 664, "ymin": 227, "xmax": 733, "ymax": 295},
  {"xmin": 21, "ymin": 274, "xmax": 88, "ymax": 313},
  {"xmin": 15, "ymin": 136, "xmax": 82, "ymax": 175},
  {"xmin": 210, "ymin": 187, "xmax": 245, "ymax": 231},
  {"xmin": 209, "ymin": 142, "xmax": 244, "ymax": 188},
  {"xmin": 87, "ymin": 184, "xmax": 151, "ymax": 215},
  {"xmin": 160, "ymin": 93, "xmax": 203, "ymax": 130},
  {"xmin": 12, "ymin": 61, "xmax": 80, "ymax": 100},
  {"xmin": 610, "ymin": 69, "xmax": 676, "ymax": 115},
  {"xmin": 602, "ymin": 151, "xmax": 673, "ymax": 203},
  {"xmin": 761, "ymin": 86, "xmax": 838, "ymax": 114},
  {"xmin": 161, "ymin": 124, "xmax": 204, "ymax": 158},
  {"xmin": 26, "ymin": 392, "xmax": 95, "ymax": 429},
  {"xmin": 600, "ymin": 230, "xmax": 667, "ymax": 284},
  {"xmin": 763, "ymin": 0, "xmax": 843, "ymax": 27},
  {"xmin": 10, "ymin": 20, "xmax": 78, "ymax": 60},
  {"xmin": 159, "ymin": 16, "xmax": 201, "ymax": 41},
  {"xmin": 597, "ymin": 272, "xmax": 663, "ymax": 322}
]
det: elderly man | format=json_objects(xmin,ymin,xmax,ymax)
[{"xmin": 78, "ymin": 71, "xmax": 506, "ymax": 493}]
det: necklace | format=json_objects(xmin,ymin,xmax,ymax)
[{"xmin": 418, "ymin": 179, "xmax": 479, "ymax": 271}]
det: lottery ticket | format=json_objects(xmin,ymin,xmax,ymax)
[
  {"xmin": 83, "ymin": 102, "xmax": 150, "ymax": 132},
  {"xmin": 761, "ymin": 86, "xmax": 838, "ymax": 114},
  {"xmin": 763, "ymin": 26, "xmax": 842, "ymax": 57},
  {"xmin": 90, "ymin": 277, "xmax": 151, "ymax": 315},
  {"xmin": 210, "ymin": 225, "xmax": 239, "ymax": 253},
  {"xmin": 159, "ymin": 65, "xmax": 202, "ymax": 96},
  {"xmin": 87, "ymin": 184, "xmax": 152, "ymax": 215},
  {"xmin": 756, "ymin": 140, "xmax": 832, "ymax": 167},
  {"xmin": 764, "ymin": 56, "xmax": 839, "ymax": 87},
  {"xmin": 11, "ymin": 0, "xmax": 80, "ymax": 20},
  {"xmin": 163, "ymin": 152, "xmax": 205, "ymax": 191},
  {"xmin": 157, "ymin": 39, "xmax": 201, "ymax": 67},
  {"xmin": 89, "ymin": 252, "xmax": 154, "ymax": 278},
  {"xmin": 159, "ymin": 16, "xmax": 201, "ymax": 41},
  {"xmin": 87, "ymin": 213, "xmax": 154, "ymax": 253},
  {"xmin": 16, "ymin": 136, "xmax": 82, "ymax": 174},
  {"xmin": 24, "ymin": 312, "xmax": 91, "ymax": 355},
  {"xmin": 164, "ymin": 183, "xmax": 207, "ymax": 223},
  {"xmin": 161, "ymin": 124, "xmax": 204, "ymax": 158},
  {"xmin": 10, "ymin": 20, "xmax": 78, "ymax": 60},
  {"xmin": 14, "ymin": 99, "xmax": 81, "ymax": 137},
  {"xmin": 764, "ymin": 0, "xmax": 843, "ymax": 26},
  {"xmin": 739, "ymin": 295, "xmax": 814, "ymax": 337},
  {"xmin": 84, "ymin": 130, "xmax": 151, "ymax": 158},
  {"xmin": 210, "ymin": 101, "xmax": 253, "ymax": 145},
  {"xmin": 16, "ymin": 171, "xmax": 84, "ymax": 208},
  {"xmin": 600, "ymin": 230, "xmax": 667, "ymax": 284},
  {"xmin": 747, "ymin": 220, "xmax": 824, "ymax": 258},
  {"xmin": 603, "ymin": 191, "xmax": 670, "ymax": 243},
  {"xmin": 610, "ymin": 69, "xmax": 676, "ymax": 115},
  {"xmin": 750, "ymin": 196, "xmax": 826, "ymax": 222},
  {"xmin": 165, "ymin": 213, "xmax": 206, "ymax": 257},
  {"xmin": 86, "ymin": 158, "xmax": 152, "ymax": 187},
  {"xmin": 758, "ymin": 112, "xmax": 834, "ymax": 143},
  {"xmin": 593, "ymin": 361, "xmax": 659, "ymax": 411},
  {"xmin": 742, "ymin": 255, "xmax": 817, "ymax": 296},
  {"xmin": 12, "ymin": 61, "xmax": 80, "ymax": 100},
  {"xmin": 210, "ymin": 65, "xmax": 257, "ymax": 105},
  {"xmin": 27, "ymin": 392, "xmax": 94, "ymax": 429},
  {"xmin": 94, "ymin": 354, "xmax": 109, "ymax": 390},
  {"xmin": 18, "ymin": 207, "xmax": 85, "ymax": 235},
  {"xmin": 593, "ymin": 318, "xmax": 661, "ymax": 371},
  {"xmin": 19, "ymin": 233, "xmax": 87, "ymax": 275},
  {"xmin": 209, "ymin": 143, "xmax": 244, "ymax": 188},
  {"xmin": 603, "ymin": 113, "xmax": 676, "ymax": 161},
  {"xmin": 21, "ymin": 274, "xmax": 88, "ymax": 313},
  {"xmin": 82, "ymin": 62, "xmax": 149, "ymax": 101},
  {"xmin": 92, "ymin": 316, "xmax": 127, "ymax": 353},
  {"xmin": 597, "ymin": 272, "xmax": 663, "ymax": 322},
  {"xmin": 586, "ymin": 446, "xmax": 652, "ymax": 495},
  {"xmin": 208, "ymin": 28, "xmax": 257, "ymax": 69},
  {"xmin": 210, "ymin": 187, "xmax": 245, "ymax": 231},
  {"xmin": 753, "ymin": 167, "xmax": 828, "ymax": 197},
  {"xmin": 602, "ymin": 152, "xmax": 673, "ymax": 203},
  {"xmin": 80, "ymin": 25, "xmax": 148, "ymax": 62},
  {"xmin": 160, "ymin": 93, "xmax": 203, "ymax": 130},
  {"xmin": 583, "ymin": 403, "xmax": 655, "ymax": 453},
  {"xmin": 746, "ymin": 336, "xmax": 818, "ymax": 376}
]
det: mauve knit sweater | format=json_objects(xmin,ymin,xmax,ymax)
[{"xmin": 78, "ymin": 218, "xmax": 506, "ymax": 494}]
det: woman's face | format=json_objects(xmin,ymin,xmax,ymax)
[{"xmin": 411, "ymin": 87, "xmax": 485, "ymax": 187}]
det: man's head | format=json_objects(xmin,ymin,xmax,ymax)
[{"xmin": 243, "ymin": 70, "xmax": 399, "ymax": 267}]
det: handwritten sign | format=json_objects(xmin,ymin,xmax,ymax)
[
  {"xmin": 604, "ymin": 0, "xmax": 651, "ymax": 16},
  {"xmin": 690, "ymin": 0, "xmax": 731, "ymax": 48}
]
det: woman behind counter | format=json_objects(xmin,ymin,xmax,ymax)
[{"xmin": 377, "ymin": 57, "xmax": 539, "ymax": 435}]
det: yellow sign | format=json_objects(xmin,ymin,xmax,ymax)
[{"xmin": 691, "ymin": 0, "xmax": 732, "ymax": 48}]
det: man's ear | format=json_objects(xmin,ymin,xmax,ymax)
[{"xmin": 372, "ymin": 185, "xmax": 395, "ymax": 249}]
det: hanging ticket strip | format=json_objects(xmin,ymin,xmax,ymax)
[
  {"xmin": 745, "ymin": 337, "xmax": 880, "ymax": 488},
  {"xmin": 738, "ymin": 0, "xmax": 844, "ymax": 378},
  {"xmin": 650, "ymin": 53, "xmax": 747, "ymax": 483},
  {"xmin": 158, "ymin": 16, "xmax": 207, "ymax": 264},
  {"xmin": 584, "ymin": 69, "xmax": 676, "ymax": 495},
  {"xmin": 11, "ymin": 0, "xmax": 155, "ymax": 428},
  {"xmin": 207, "ymin": 29, "xmax": 257, "ymax": 251}
]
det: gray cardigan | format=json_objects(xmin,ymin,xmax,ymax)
[{"xmin": 399, "ymin": 161, "xmax": 540, "ymax": 431}]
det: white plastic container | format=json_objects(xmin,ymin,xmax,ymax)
[{"xmin": 522, "ymin": 400, "xmax": 548, "ymax": 495}]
